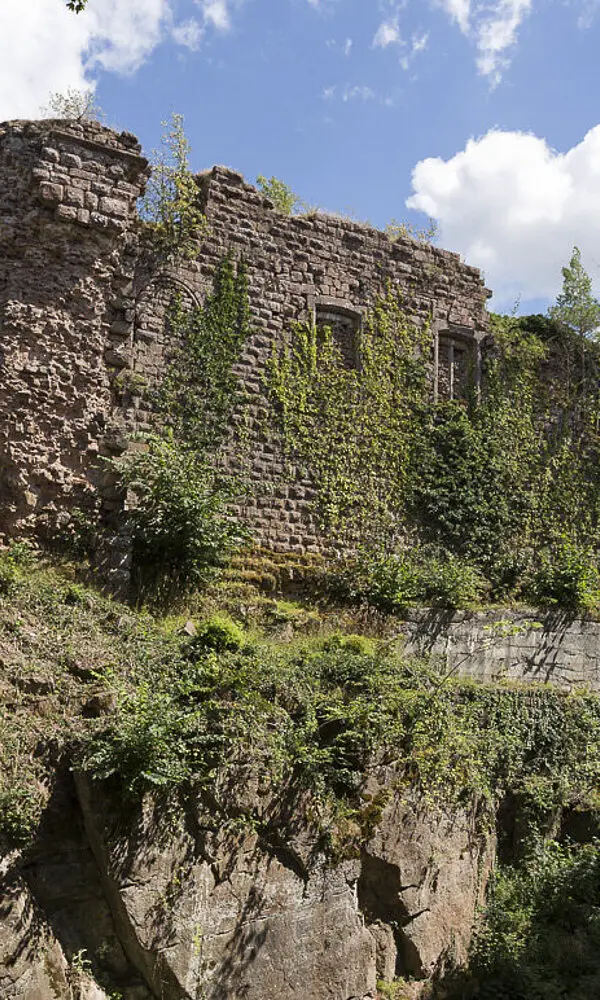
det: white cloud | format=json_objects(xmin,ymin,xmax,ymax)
[
  {"xmin": 197, "ymin": 0, "xmax": 230, "ymax": 32},
  {"xmin": 0, "ymin": 0, "xmax": 243, "ymax": 123},
  {"xmin": 373, "ymin": 18, "xmax": 402, "ymax": 47},
  {"xmin": 344, "ymin": 37, "xmax": 353, "ymax": 56},
  {"xmin": 342, "ymin": 85, "xmax": 376, "ymax": 101},
  {"xmin": 439, "ymin": 0, "xmax": 471, "ymax": 33},
  {"xmin": 475, "ymin": 0, "xmax": 533, "ymax": 84},
  {"xmin": 407, "ymin": 126, "xmax": 600, "ymax": 306},
  {"xmin": 171, "ymin": 17, "xmax": 204, "ymax": 50},
  {"xmin": 0, "ymin": 0, "xmax": 170, "ymax": 121},
  {"xmin": 438, "ymin": 0, "xmax": 533, "ymax": 83},
  {"xmin": 400, "ymin": 30, "xmax": 429, "ymax": 69}
]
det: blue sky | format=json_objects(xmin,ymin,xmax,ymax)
[{"xmin": 3, "ymin": 0, "xmax": 600, "ymax": 310}]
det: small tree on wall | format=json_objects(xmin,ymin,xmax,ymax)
[
  {"xmin": 39, "ymin": 87, "xmax": 103, "ymax": 122},
  {"xmin": 256, "ymin": 176, "xmax": 300, "ymax": 216},
  {"xmin": 549, "ymin": 247, "xmax": 600, "ymax": 341},
  {"xmin": 139, "ymin": 112, "xmax": 206, "ymax": 262}
]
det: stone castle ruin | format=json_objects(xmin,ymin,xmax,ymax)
[{"xmin": 0, "ymin": 119, "xmax": 491, "ymax": 573}]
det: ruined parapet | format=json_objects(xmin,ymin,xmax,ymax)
[{"xmin": 0, "ymin": 119, "xmax": 149, "ymax": 550}]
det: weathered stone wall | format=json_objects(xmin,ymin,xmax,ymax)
[
  {"xmin": 0, "ymin": 120, "xmax": 149, "ymax": 548},
  {"xmin": 0, "ymin": 120, "xmax": 490, "ymax": 561},
  {"xmin": 130, "ymin": 165, "xmax": 491, "ymax": 554}
]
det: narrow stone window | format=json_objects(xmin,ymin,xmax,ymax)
[
  {"xmin": 315, "ymin": 303, "xmax": 361, "ymax": 370},
  {"xmin": 435, "ymin": 331, "xmax": 476, "ymax": 400}
]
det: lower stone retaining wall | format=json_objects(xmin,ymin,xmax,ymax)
[{"xmin": 400, "ymin": 608, "xmax": 600, "ymax": 691}]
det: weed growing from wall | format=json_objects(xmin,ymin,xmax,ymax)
[{"xmin": 139, "ymin": 112, "xmax": 206, "ymax": 262}]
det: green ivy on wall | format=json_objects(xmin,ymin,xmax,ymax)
[
  {"xmin": 111, "ymin": 254, "xmax": 251, "ymax": 601},
  {"xmin": 268, "ymin": 296, "xmax": 600, "ymax": 608},
  {"xmin": 268, "ymin": 286, "xmax": 431, "ymax": 546},
  {"xmin": 159, "ymin": 253, "xmax": 251, "ymax": 454}
]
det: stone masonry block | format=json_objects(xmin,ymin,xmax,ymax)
[
  {"xmin": 99, "ymin": 196, "xmax": 129, "ymax": 218},
  {"xmin": 39, "ymin": 181, "xmax": 64, "ymax": 204}
]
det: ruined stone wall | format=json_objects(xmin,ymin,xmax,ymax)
[
  {"xmin": 0, "ymin": 120, "xmax": 149, "ymax": 547},
  {"xmin": 131, "ymin": 164, "xmax": 491, "ymax": 555},
  {"xmin": 0, "ymin": 121, "xmax": 490, "ymax": 562}
]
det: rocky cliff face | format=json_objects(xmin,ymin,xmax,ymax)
[{"xmin": 0, "ymin": 769, "xmax": 493, "ymax": 1000}]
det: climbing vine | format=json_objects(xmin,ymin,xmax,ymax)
[
  {"xmin": 159, "ymin": 253, "xmax": 251, "ymax": 454},
  {"xmin": 269, "ymin": 299, "xmax": 600, "ymax": 608},
  {"xmin": 111, "ymin": 255, "xmax": 251, "ymax": 600},
  {"xmin": 268, "ymin": 286, "xmax": 431, "ymax": 545}
]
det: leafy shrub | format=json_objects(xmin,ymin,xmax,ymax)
[
  {"xmin": 111, "ymin": 434, "xmax": 248, "ymax": 601},
  {"xmin": 0, "ymin": 560, "xmax": 19, "ymax": 597},
  {"xmin": 80, "ymin": 684, "xmax": 201, "ymax": 794},
  {"xmin": 362, "ymin": 555, "xmax": 423, "ymax": 613},
  {"xmin": 191, "ymin": 614, "xmax": 246, "ymax": 653},
  {"xmin": 526, "ymin": 538, "xmax": 600, "ymax": 610},
  {"xmin": 419, "ymin": 551, "xmax": 487, "ymax": 608},
  {"xmin": 323, "ymin": 633, "xmax": 376, "ymax": 656},
  {"xmin": 449, "ymin": 840, "xmax": 600, "ymax": 1000},
  {"xmin": 0, "ymin": 542, "xmax": 36, "ymax": 597},
  {"xmin": 338, "ymin": 549, "xmax": 486, "ymax": 614},
  {"xmin": 0, "ymin": 783, "xmax": 43, "ymax": 846}
]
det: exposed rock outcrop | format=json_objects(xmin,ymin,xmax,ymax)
[{"xmin": 0, "ymin": 769, "xmax": 494, "ymax": 1000}]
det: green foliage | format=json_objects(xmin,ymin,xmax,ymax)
[
  {"xmin": 80, "ymin": 622, "xmax": 600, "ymax": 850},
  {"xmin": 111, "ymin": 434, "xmax": 247, "ymax": 601},
  {"xmin": 140, "ymin": 112, "xmax": 205, "ymax": 261},
  {"xmin": 328, "ymin": 549, "xmax": 486, "ymax": 612},
  {"xmin": 0, "ymin": 542, "xmax": 36, "ymax": 597},
  {"xmin": 191, "ymin": 614, "xmax": 247, "ymax": 653},
  {"xmin": 549, "ymin": 246, "xmax": 600, "ymax": 340},
  {"xmin": 449, "ymin": 840, "xmax": 600, "ymax": 999},
  {"xmin": 302, "ymin": 306, "xmax": 600, "ymax": 610},
  {"xmin": 65, "ymin": 0, "xmax": 87, "ymax": 9},
  {"xmin": 110, "ymin": 255, "xmax": 251, "ymax": 600},
  {"xmin": 528, "ymin": 537, "xmax": 600, "ymax": 610},
  {"xmin": 80, "ymin": 682, "xmax": 201, "ymax": 794},
  {"xmin": 268, "ymin": 286, "xmax": 431, "ymax": 543},
  {"xmin": 377, "ymin": 980, "xmax": 413, "ymax": 1000},
  {"xmin": 323, "ymin": 633, "xmax": 376, "ymax": 656},
  {"xmin": 0, "ymin": 783, "xmax": 42, "ymax": 846},
  {"xmin": 160, "ymin": 254, "xmax": 251, "ymax": 452},
  {"xmin": 344, "ymin": 550, "xmax": 487, "ymax": 613},
  {"xmin": 256, "ymin": 175, "xmax": 299, "ymax": 215},
  {"xmin": 385, "ymin": 216, "xmax": 438, "ymax": 244}
]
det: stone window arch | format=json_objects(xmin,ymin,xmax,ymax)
[
  {"xmin": 434, "ymin": 328, "xmax": 478, "ymax": 400},
  {"xmin": 312, "ymin": 298, "xmax": 362, "ymax": 370}
]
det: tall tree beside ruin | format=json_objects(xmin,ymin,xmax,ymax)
[{"xmin": 549, "ymin": 246, "xmax": 600, "ymax": 340}]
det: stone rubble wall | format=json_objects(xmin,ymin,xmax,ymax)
[
  {"xmin": 0, "ymin": 120, "xmax": 149, "ymax": 555},
  {"xmin": 0, "ymin": 120, "xmax": 490, "ymax": 565}
]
